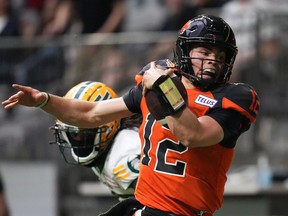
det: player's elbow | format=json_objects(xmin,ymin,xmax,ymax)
[
  {"xmin": 181, "ymin": 131, "xmax": 224, "ymax": 148},
  {"xmin": 179, "ymin": 133, "xmax": 202, "ymax": 148}
]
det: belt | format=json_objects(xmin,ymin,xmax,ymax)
[{"xmin": 143, "ymin": 206, "xmax": 210, "ymax": 216}]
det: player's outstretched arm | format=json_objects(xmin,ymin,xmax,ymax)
[{"xmin": 2, "ymin": 84, "xmax": 133, "ymax": 128}]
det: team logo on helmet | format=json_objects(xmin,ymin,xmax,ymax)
[{"xmin": 179, "ymin": 20, "xmax": 192, "ymax": 35}]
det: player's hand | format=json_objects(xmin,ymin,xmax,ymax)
[
  {"xmin": 2, "ymin": 84, "xmax": 45, "ymax": 109},
  {"xmin": 142, "ymin": 61, "xmax": 174, "ymax": 95}
]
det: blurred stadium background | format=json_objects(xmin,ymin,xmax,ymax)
[{"xmin": 1, "ymin": 1, "xmax": 288, "ymax": 215}]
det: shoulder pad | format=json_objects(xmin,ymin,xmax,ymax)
[
  {"xmin": 135, "ymin": 59, "xmax": 176, "ymax": 85},
  {"xmin": 222, "ymin": 83, "xmax": 260, "ymax": 123}
]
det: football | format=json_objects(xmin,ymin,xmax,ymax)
[{"xmin": 145, "ymin": 89, "xmax": 167, "ymax": 121}]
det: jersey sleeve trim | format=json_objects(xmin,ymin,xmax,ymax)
[{"xmin": 222, "ymin": 97, "xmax": 256, "ymax": 123}]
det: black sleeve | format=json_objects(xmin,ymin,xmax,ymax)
[
  {"xmin": 208, "ymin": 109, "xmax": 251, "ymax": 148},
  {"xmin": 123, "ymin": 85, "xmax": 143, "ymax": 114}
]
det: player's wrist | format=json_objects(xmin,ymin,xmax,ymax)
[
  {"xmin": 152, "ymin": 74, "xmax": 187, "ymax": 115},
  {"xmin": 36, "ymin": 92, "xmax": 50, "ymax": 108}
]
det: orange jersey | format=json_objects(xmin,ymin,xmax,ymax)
[{"xmin": 123, "ymin": 59, "xmax": 259, "ymax": 215}]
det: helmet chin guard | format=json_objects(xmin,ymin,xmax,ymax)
[
  {"xmin": 71, "ymin": 148, "xmax": 98, "ymax": 165},
  {"xmin": 175, "ymin": 14, "xmax": 238, "ymax": 91}
]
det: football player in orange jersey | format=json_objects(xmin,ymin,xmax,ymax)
[{"xmin": 3, "ymin": 14, "xmax": 259, "ymax": 216}]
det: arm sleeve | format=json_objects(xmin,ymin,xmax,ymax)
[
  {"xmin": 208, "ymin": 109, "xmax": 251, "ymax": 148},
  {"xmin": 122, "ymin": 85, "xmax": 143, "ymax": 114}
]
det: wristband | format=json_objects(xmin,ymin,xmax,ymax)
[
  {"xmin": 152, "ymin": 74, "xmax": 187, "ymax": 115},
  {"xmin": 36, "ymin": 92, "xmax": 50, "ymax": 108}
]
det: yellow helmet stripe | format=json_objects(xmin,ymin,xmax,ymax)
[
  {"xmin": 93, "ymin": 91, "xmax": 112, "ymax": 101},
  {"xmin": 74, "ymin": 81, "xmax": 97, "ymax": 100}
]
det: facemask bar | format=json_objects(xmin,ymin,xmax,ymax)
[{"xmin": 178, "ymin": 55, "xmax": 231, "ymax": 91}]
